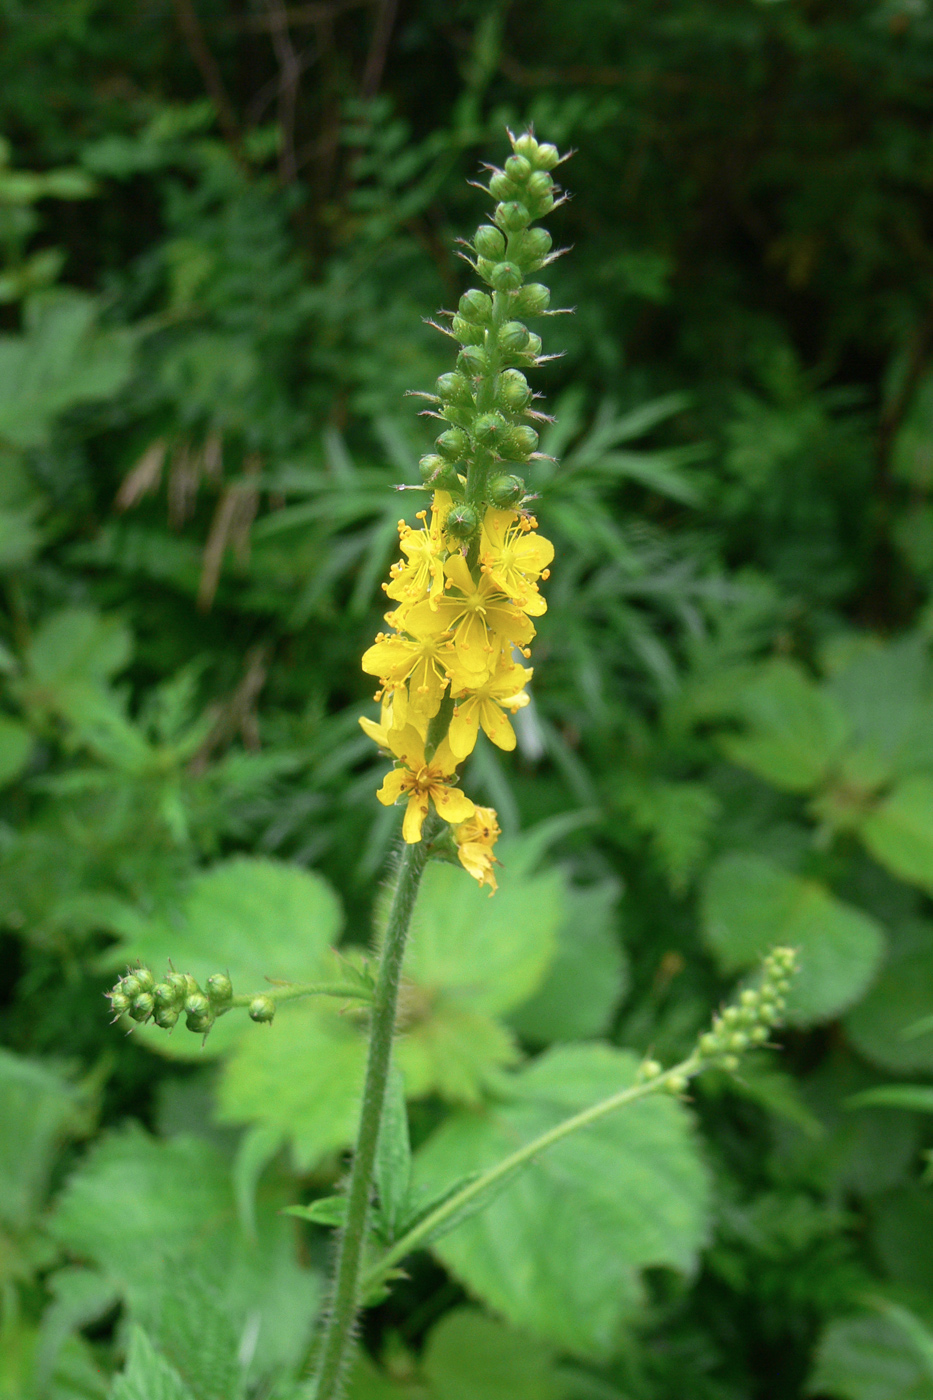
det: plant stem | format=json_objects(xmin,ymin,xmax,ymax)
[
  {"xmin": 360, "ymin": 1055, "xmax": 702, "ymax": 1295},
  {"xmin": 227, "ymin": 981, "xmax": 371, "ymax": 1010},
  {"xmin": 311, "ymin": 836, "xmax": 431, "ymax": 1399}
]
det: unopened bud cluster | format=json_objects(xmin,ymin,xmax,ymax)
[
  {"xmin": 106, "ymin": 964, "xmax": 275, "ymax": 1040},
  {"xmin": 418, "ymin": 130, "xmax": 565, "ymax": 514},
  {"xmin": 698, "ymin": 946, "xmax": 798, "ymax": 1071}
]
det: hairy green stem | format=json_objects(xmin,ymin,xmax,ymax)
[
  {"xmin": 226, "ymin": 982, "xmax": 370, "ymax": 1010},
  {"xmin": 360, "ymin": 1055, "xmax": 702, "ymax": 1295},
  {"xmin": 312, "ymin": 836, "xmax": 431, "ymax": 1399}
]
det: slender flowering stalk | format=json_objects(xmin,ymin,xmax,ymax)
[{"xmin": 360, "ymin": 129, "xmax": 568, "ymax": 894}]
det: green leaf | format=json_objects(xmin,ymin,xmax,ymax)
[
  {"xmin": 719, "ymin": 659, "xmax": 849, "ymax": 792},
  {"xmin": 807, "ymin": 1314, "xmax": 933, "ymax": 1400},
  {"xmin": 26, "ymin": 608, "xmax": 132, "ymax": 692},
  {"xmin": 860, "ymin": 777, "xmax": 933, "ymax": 893},
  {"xmin": 421, "ymin": 1308, "xmax": 561, "ymax": 1400},
  {"xmin": 411, "ymin": 1044, "xmax": 710, "ymax": 1358},
  {"xmin": 509, "ymin": 882, "xmax": 628, "ymax": 1043},
  {"xmin": 110, "ymin": 856, "xmax": 343, "ymax": 1059},
  {"xmin": 0, "ymin": 1049, "xmax": 82, "ymax": 1230},
  {"xmin": 144, "ymin": 1270, "xmax": 243, "ymax": 1400},
  {"xmin": 284, "ymin": 1196, "xmax": 348, "ymax": 1227},
  {"xmin": 0, "ymin": 291, "xmax": 134, "ymax": 449},
  {"xmin": 825, "ymin": 634, "xmax": 933, "ymax": 778},
  {"xmin": 847, "ymin": 1086, "xmax": 933, "ymax": 1114},
  {"xmin": 846, "ymin": 930, "xmax": 933, "ymax": 1074},
  {"xmin": 49, "ymin": 1127, "xmax": 320, "ymax": 1383},
  {"xmin": 701, "ymin": 853, "xmax": 885, "ymax": 1024},
  {"xmin": 109, "ymin": 1327, "xmax": 195, "ymax": 1400},
  {"xmin": 375, "ymin": 1068, "xmax": 411, "ymax": 1240}
]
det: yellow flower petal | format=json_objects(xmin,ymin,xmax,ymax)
[
  {"xmin": 376, "ymin": 768, "xmax": 409, "ymax": 806},
  {"xmin": 431, "ymin": 783, "xmax": 475, "ymax": 825},
  {"xmin": 402, "ymin": 791, "xmax": 430, "ymax": 842}
]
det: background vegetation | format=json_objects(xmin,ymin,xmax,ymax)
[{"xmin": 2, "ymin": 1, "xmax": 933, "ymax": 1396}]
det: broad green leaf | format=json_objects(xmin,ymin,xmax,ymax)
[
  {"xmin": 826, "ymin": 634, "xmax": 933, "ymax": 777},
  {"xmin": 860, "ymin": 777, "xmax": 933, "ymax": 893},
  {"xmin": 411, "ymin": 1044, "xmax": 710, "ymax": 1358},
  {"xmin": 0, "ymin": 1049, "xmax": 81, "ymax": 1230},
  {"xmin": 870, "ymin": 1187, "xmax": 933, "ymax": 1295},
  {"xmin": 110, "ymin": 856, "xmax": 343, "ymax": 1059},
  {"xmin": 49, "ymin": 1127, "xmax": 320, "ymax": 1383},
  {"xmin": 0, "ymin": 504, "xmax": 41, "ymax": 568},
  {"xmin": 807, "ymin": 1314, "xmax": 933, "ymax": 1400},
  {"xmin": 401, "ymin": 856, "xmax": 563, "ymax": 1017},
  {"xmin": 109, "ymin": 1327, "xmax": 194, "ymax": 1400},
  {"xmin": 37, "ymin": 1268, "xmax": 120, "ymax": 1391},
  {"xmin": 509, "ymin": 882, "xmax": 627, "ymax": 1043},
  {"xmin": 421, "ymin": 1308, "xmax": 560, "ymax": 1400},
  {"xmin": 719, "ymin": 659, "xmax": 849, "ymax": 792},
  {"xmin": 218, "ymin": 1003, "xmax": 366, "ymax": 1168},
  {"xmin": 702, "ymin": 853, "xmax": 884, "ymax": 1024},
  {"xmin": 145, "ymin": 1270, "xmax": 244, "ymax": 1400},
  {"xmin": 25, "ymin": 608, "xmax": 132, "ymax": 692},
  {"xmin": 846, "ymin": 931, "xmax": 933, "ymax": 1074}
]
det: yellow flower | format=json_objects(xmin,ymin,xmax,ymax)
[
  {"xmin": 480, "ymin": 507, "xmax": 554, "ymax": 616},
  {"xmin": 384, "ymin": 492, "xmax": 452, "ymax": 606},
  {"xmin": 448, "ymin": 660, "xmax": 532, "ymax": 759},
  {"xmin": 370, "ymin": 723, "xmax": 474, "ymax": 843},
  {"xmin": 361, "ymin": 630, "xmax": 450, "ymax": 722},
  {"xmin": 403, "ymin": 553, "xmax": 534, "ymax": 682},
  {"xmin": 454, "ymin": 805, "xmax": 501, "ymax": 892}
]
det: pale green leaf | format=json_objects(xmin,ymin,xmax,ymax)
[
  {"xmin": 422, "ymin": 1308, "xmax": 560, "ymax": 1400},
  {"xmin": 412, "ymin": 1044, "xmax": 710, "ymax": 1358},
  {"xmin": 509, "ymin": 882, "xmax": 627, "ymax": 1043},
  {"xmin": 284, "ymin": 1196, "xmax": 348, "ymax": 1227},
  {"xmin": 26, "ymin": 608, "xmax": 132, "ymax": 690},
  {"xmin": 807, "ymin": 1314, "xmax": 933, "ymax": 1400},
  {"xmin": 701, "ymin": 853, "xmax": 885, "ymax": 1024},
  {"xmin": 375, "ymin": 1068, "xmax": 411, "ymax": 1240},
  {"xmin": 826, "ymin": 634, "xmax": 933, "ymax": 777},
  {"xmin": 720, "ymin": 659, "xmax": 849, "ymax": 792},
  {"xmin": 109, "ymin": 1327, "xmax": 194, "ymax": 1400},
  {"xmin": 860, "ymin": 777, "xmax": 933, "ymax": 893},
  {"xmin": 145, "ymin": 1270, "xmax": 243, "ymax": 1400},
  {"xmin": 402, "ymin": 856, "xmax": 564, "ymax": 1018},
  {"xmin": 110, "ymin": 856, "xmax": 343, "ymax": 1059}
]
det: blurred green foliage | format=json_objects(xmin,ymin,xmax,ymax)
[{"xmin": 2, "ymin": 1, "xmax": 933, "ymax": 1396}]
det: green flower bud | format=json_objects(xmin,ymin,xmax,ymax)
[
  {"xmin": 436, "ymin": 427, "xmax": 470, "ymax": 462},
  {"xmin": 728, "ymin": 1032, "xmax": 749, "ymax": 1053},
  {"xmin": 457, "ymin": 345, "xmax": 489, "ymax": 376},
  {"xmin": 511, "ymin": 133, "xmax": 539, "ymax": 161},
  {"xmin": 420, "ymin": 455, "xmax": 461, "ymax": 489},
  {"xmin": 436, "ymin": 372, "xmax": 473, "ymax": 407},
  {"xmin": 515, "ymin": 227, "xmax": 552, "ymax": 267},
  {"xmin": 154, "ymin": 981, "xmax": 180, "ymax": 1009},
  {"xmin": 533, "ymin": 142, "xmax": 560, "ymax": 170},
  {"xmin": 185, "ymin": 991, "xmax": 210, "ymax": 1020},
  {"xmin": 495, "ymin": 369, "xmax": 532, "ymax": 411},
  {"xmin": 749, "ymin": 1025, "xmax": 769, "ymax": 1044},
  {"xmin": 502, "ymin": 424, "xmax": 539, "ymax": 458},
  {"xmin": 130, "ymin": 992, "xmax": 154, "ymax": 1022},
  {"xmin": 183, "ymin": 974, "xmax": 200, "ymax": 997},
  {"xmin": 489, "ymin": 261, "xmax": 523, "ymax": 292},
  {"xmin": 166, "ymin": 972, "xmax": 189, "ymax": 998},
  {"xmin": 498, "ymin": 321, "xmax": 530, "ymax": 353},
  {"xmin": 458, "ymin": 289, "xmax": 493, "ymax": 324},
  {"xmin": 109, "ymin": 991, "xmax": 130, "ymax": 1016},
  {"xmin": 249, "ymin": 995, "xmax": 276, "ymax": 1024},
  {"xmin": 206, "ymin": 973, "xmax": 233, "ymax": 1006},
  {"xmin": 638, "ymin": 1059, "xmax": 662, "ymax": 1081},
  {"xmin": 513, "ymin": 283, "xmax": 550, "ymax": 316},
  {"xmin": 473, "ymin": 413, "xmax": 509, "ymax": 448},
  {"xmin": 664, "ymin": 1073, "xmax": 689, "ymax": 1095},
  {"xmin": 489, "ymin": 474, "xmax": 525, "ymax": 507},
  {"xmin": 504, "ymin": 153, "xmax": 532, "ymax": 182},
  {"xmin": 699, "ymin": 1032, "xmax": 719, "ymax": 1057},
  {"xmin": 121, "ymin": 974, "xmax": 142, "ymax": 1000},
  {"xmin": 495, "ymin": 201, "xmax": 531, "ymax": 232},
  {"xmin": 526, "ymin": 170, "xmax": 554, "ymax": 202},
  {"xmin": 521, "ymin": 332, "xmax": 543, "ymax": 361},
  {"xmin": 721, "ymin": 1054, "xmax": 741, "ymax": 1072},
  {"xmin": 474, "ymin": 224, "xmax": 506, "ymax": 260},
  {"xmin": 445, "ymin": 503, "xmax": 480, "ymax": 539},
  {"xmin": 488, "ymin": 170, "xmax": 516, "ymax": 201},
  {"xmin": 133, "ymin": 967, "xmax": 154, "ymax": 993},
  {"xmin": 154, "ymin": 1004, "xmax": 180, "ymax": 1030},
  {"xmin": 451, "ymin": 315, "xmax": 485, "ymax": 346},
  {"xmin": 739, "ymin": 989, "xmax": 759, "ymax": 1008}
]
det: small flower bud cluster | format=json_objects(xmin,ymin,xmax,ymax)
[
  {"xmin": 698, "ymin": 946, "xmax": 798, "ymax": 1072},
  {"xmin": 359, "ymin": 132, "xmax": 569, "ymax": 874},
  {"xmin": 105, "ymin": 965, "xmax": 262, "ymax": 1040}
]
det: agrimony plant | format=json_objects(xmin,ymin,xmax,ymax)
[{"xmin": 105, "ymin": 131, "xmax": 799, "ymax": 1400}]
